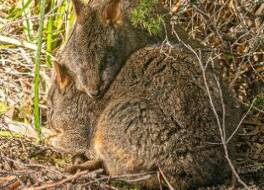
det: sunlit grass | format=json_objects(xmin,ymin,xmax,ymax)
[
  {"xmin": 4, "ymin": 0, "xmax": 75, "ymax": 136},
  {"xmin": 34, "ymin": 0, "xmax": 47, "ymax": 138},
  {"xmin": 0, "ymin": 102, "xmax": 8, "ymax": 115}
]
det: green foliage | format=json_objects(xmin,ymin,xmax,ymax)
[
  {"xmin": 130, "ymin": 0, "xmax": 164, "ymax": 35},
  {"xmin": 6, "ymin": 0, "xmax": 75, "ymax": 67},
  {"xmin": 44, "ymin": 0, "xmax": 75, "ymax": 67},
  {"xmin": 7, "ymin": 0, "xmax": 32, "ymax": 19},
  {"xmin": 46, "ymin": 0, "xmax": 56, "ymax": 67},
  {"xmin": 5, "ymin": 0, "xmax": 75, "ymax": 136},
  {"xmin": 22, "ymin": 0, "xmax": 34, "ymax": 41},
  {"xmin": 7, "ymin": 0, "xmax": 34, "ymax": 40}
]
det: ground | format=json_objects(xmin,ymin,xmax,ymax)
[
  {"xmin": 0, "ymin": 0, "xmax": 264, "ymax": 189},
  {"xmin": 0, "ymin": 113, "xmax": 263, "ymax": 189}
]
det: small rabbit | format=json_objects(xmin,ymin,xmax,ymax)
[
  {"xmin": 59, "ymin": 0, "xmax": 202, "ymax": 97},
  {"xmin": 48, "ymin": 44, "xmax": 240, "ymax": 189}
]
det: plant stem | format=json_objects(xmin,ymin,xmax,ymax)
[
  {"xmin": 34, "ymin": 0, "xmax": 47, "ymax": 139},
  {"xmin": 46, "ymin": 0, "xmax": 55, "ymax": 68}
]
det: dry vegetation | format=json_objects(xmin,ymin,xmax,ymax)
[{"xmin": 0, "ymin": 0, "xmax": 263, "ymax": 189}]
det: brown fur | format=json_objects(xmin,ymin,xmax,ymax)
[
  {"xmin": 72, "ymin": 0, "xmax": 89, "ymax": 24},
  {"xmin": 48, "ymin": 45, "xmax": 240, "ymax": 189},
  {"xmin": 48, "ymin": 0, "xmax": 240, "ymax": 189},
  {"xmin": 58, "ymin": 0, "xmax": 202, "ymax": 97}
]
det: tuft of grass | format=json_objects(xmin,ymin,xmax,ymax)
[
  {"xmin": 8, "ymin": 0, "xmax": 32, "ymax": 19},
  {"xmin": 130, "ymin": 0, "xmax": 164, "ymax": 36},
  {"xmin": 45, "ymin": 0, "xmax": 75, "ymax": 67},
  {"xmin": 21, "ymin": 0, "xmax": 34, "ymax": 41},
  {"xmin": 3, "ymin": 0, "xmax": 75, "ymax": 136}
]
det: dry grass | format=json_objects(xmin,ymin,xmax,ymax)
[{"xmin": 0, "ymin": 0, "xmax": 263, "ymax": 189}]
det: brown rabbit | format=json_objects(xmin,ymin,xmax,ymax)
[
  {"xmin": 59, "ymin": 0, "xmax": 202, "ymax": 97},
  {"xmin": 48, "ymin": 43, "xmax": 240, "ymax": 189}
]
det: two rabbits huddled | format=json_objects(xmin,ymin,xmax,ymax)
[{"xmin": 47, "ymin": 0, "xmax": 240, "ymax": 189}]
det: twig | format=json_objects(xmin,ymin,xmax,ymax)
[
  {"xmin": 212, "ymin": 59, "xmax": 227, "ymax": 141},
  {"xmin": 1, "ymin": 153, "xmax": 64, "ymax": 177},
  {"xmin": 171, "ymin": 25, "xmax": 250, "ymax": 189},
  {"xmin": 227, "ymin": 98, "xmax": 256, "ymax": 144},
  {"xmin": 122, "ymin": 174, "xmax": 152, "ymax": 183},
  {"xmin": 99, "ymin": 184, "xmax": 119, "ymax": 190},
  {"xmin": 25, "ymin": 170, "xmax": 89, "ymax": 190},
  {"xmin": 83, "ymin": 172, "xmax": 154, "ymax": 186},
  {"xmin": 158, "ymin": 167, "xmax": 174, "ymax": 190},
  {"xmin": 157, "ymin": 171, "xmax": 163, "ymax": 190},
  {"xmin": 239, "ymin": 100, "xmax": 264, "ymax": 114}
]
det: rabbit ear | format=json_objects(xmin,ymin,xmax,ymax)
[
  {"xmin": 101, "ymin": 0, "xmax": 123, "ymax": 25},
  {"xmin": 54, "ymin": 62, "xmax": 70, "ymax": 90},
  {"xmin": 72, "ymin": 0, "xmax": 88, "ymax": 24}
]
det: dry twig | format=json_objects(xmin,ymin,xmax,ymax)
[{"xmin": 171, "ymin": 23, "xmax": 250, "ymax": 189}]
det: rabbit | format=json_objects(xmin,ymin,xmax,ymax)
[
  {"xmin": 48, "ymin": 43, "xmax": 241, "ymax": 189},
  {"xmin": 58, "ymin": 0, "xmax": 203, "ymax": 98}
]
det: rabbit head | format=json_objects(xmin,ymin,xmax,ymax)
[
  {"xmin": 58, "ymin": 0, "xmax": 159, "ymax": 97},
  {"xmin": 47, "ymin": 62, "xmax": 93, "ymax": 154}
]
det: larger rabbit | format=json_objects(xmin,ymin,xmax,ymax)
[{"xmin": 47, "ymin": 0, "xmax": 240, "ymax": 189}]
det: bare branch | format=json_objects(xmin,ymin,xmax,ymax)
[
  {"xmin": 171, "ymin": 22, "xmax": 250, "ymax": 189},
  {"xmin": 227, "ymin": 98, "xmax": 256, "ymax": 144}
]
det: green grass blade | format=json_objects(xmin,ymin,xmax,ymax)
[
  {"xmin": 46, "ymin": 0, "xmax": 55, "ymax": 67},
  {"xmin": 34, "ymin": 0, "xmax": 47, "ymax": 138},
  {"xmin": 8, "ymin": 0, "xmax": 32, "ymax": 19},
  {"xmin": 22, "ymin": 0, "xmax": 33, "ymax": 41}
]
